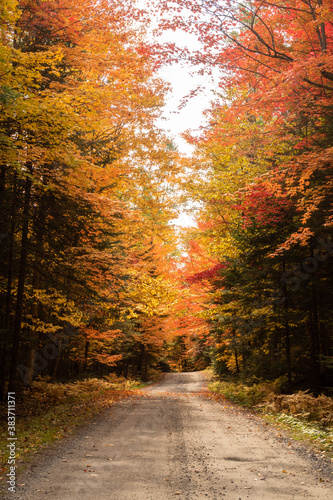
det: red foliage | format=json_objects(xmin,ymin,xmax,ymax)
[
  {"xmin": 186, "ymin": 262, "xmax": 229, "ymax": 283},
  {"xmin": 233, "ymin": 183, "xmax": 294, "ymax": 228}
]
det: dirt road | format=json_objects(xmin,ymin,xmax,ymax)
[{"xmin": 6, "ymin": 372, "xmax": 333, "ymax": 499}]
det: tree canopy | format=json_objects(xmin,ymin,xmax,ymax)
[{"xmin": 0, "ymin": 0, "xmax": 332, "ymax": 395}]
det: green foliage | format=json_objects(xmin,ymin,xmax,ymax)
[
  {"xmin": 272, "ymin": 414, "xmax": 333, "ymax": 452},
  {"xmin": 209, "ymin": 379, "xmax": 279, "ymax": 408}
]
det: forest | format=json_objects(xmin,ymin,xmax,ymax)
[{"xmin": 1, "ymin": 0, "xmax": 333, "ymax": 399}]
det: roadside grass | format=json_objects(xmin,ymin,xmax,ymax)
[
  {"xmin": 0, "ymin": 374, "xmax": 146, "ymax": 489},
  {"xmin": 208, "ymin": 379, "xmax": 333, "ymax": 457}
]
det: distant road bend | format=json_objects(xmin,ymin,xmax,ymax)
[{"xmin": 8, "ymin": 372, "xmax": 333, "ymax": 499}]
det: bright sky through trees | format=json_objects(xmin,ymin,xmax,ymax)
[
  {"xmin": 156, "ymin": 30, "xmax": 218, "ymax": 156},
  {"xmin": 153, "ymin": 25, "xmax": 219, "ymax": 227},
  {"xmin": 136, "ymin": 0, "xmax": 217, "ymax": 156}
]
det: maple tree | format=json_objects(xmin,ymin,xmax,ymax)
[
  {"xmin": 0, "ymin": 0, "xmax": 185, "ymax": 394},
  {"xmin": 156, "ymin": 0, "xmax": 333, "ymax": 244},
  {"xmin": 147, "ymin": 0, "xmax": 333, "ymax": 389}
]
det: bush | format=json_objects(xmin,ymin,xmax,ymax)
[
  {"xmin": 209, "ymin": 379, "xmax": 279, "ymax": 407},
  {"xmin": 267, "ymin": 391, "xmax": 333, "ymax": 427},
  {"xmin": 209, "ymin": 378, "xmax": 333, "ymax": 428}
]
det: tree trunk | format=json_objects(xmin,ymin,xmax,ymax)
[
  {"xmin": 84, "ymin": 341, "xmax": 90, "ymax": 372},
  {"xmin": 282, "ymin": 260, "xmax": 292, "ymax": 389},
  {"xmin": 27, "ymin": 191, "xmax": 46, "ymax": 384},
  {"xmin": 139, "ymin": 343, "xmax": 148, "ymax": 381},
  {"xmin": 51, "ymin": 339, "xmax": 62, "ymax": 381},
  {"xmin": 234, "ymin": 349, "xmax": 239, "ymax": 373},
  {"xmin": 309, "ymin": 282, "xmax": 322, "ymax": 391},
  {"xmin": 8, "ymin": 172, "xmax": 32, "ymax": 392},
  {"xmin": 0, "ymin": 172, "xmax": 17, "ymax": 399},
  {"xmin": 25, "ymin": 348, "xmax": 36, "ymax": 386}
]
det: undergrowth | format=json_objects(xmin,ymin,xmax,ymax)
[
  {"xmin": 209, "ymin": 379, "xmax": 333, "ymax": 456},
  {"xmin": 0, "ymin": 374, "xmax": 145, "ymax": 489}
]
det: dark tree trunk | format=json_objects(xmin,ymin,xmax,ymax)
[
  {"xmin": 8, "ymin": 172, "xmax": 32, "ymax": 392},
  {"xmin": 309, "ymin": 282, "xmax": 322, "ymax": 391},
  {"xmin": 0, "ymin": 172, "xmax": 17, "ymax": 399},
  {"xmin": 139, "ymin": 343, "xmax": 148, "ymax": 381},
  {"xmin": 282, "ymin": 260, "xmax": 292, "ymax": 389},
  {"xmin": 84, "ymin": 341, "xmax": 90, "ymax": 371}
]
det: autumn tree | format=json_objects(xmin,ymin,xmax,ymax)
[
  {"xmin": 0, "ymin": 0, "xmax": 184, "ymax": 394},
  {"xmin": 156, "ymin": 0, "xmax": 333, "ymax": 243},
  {"xmin": 151, "ymin": 0, "xmax": 333, "ymax": 388}
]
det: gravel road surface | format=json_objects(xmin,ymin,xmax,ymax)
[{"xmin": 4, "ymin": 372, "xmax": 332, "ymax": 499}]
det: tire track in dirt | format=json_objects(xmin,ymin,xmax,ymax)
[{"xmin": 4, "ymin": 372, "xmax": 332, "ymax": 499}]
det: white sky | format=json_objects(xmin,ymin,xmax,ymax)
[
  {"xmin": 156, "ymin": 65, "xmax": 215, "ymax": 156},
  {"xmin": 154, "ymin": 30, "xmax": 218, "ymax": 227},
  {"xmin": 134, "ymin": 4, "xmax": 220, "ymax": 226},
  {"xmin": 155, "ymin": 30, "xmax": 217, "ymax": 156},
  {"xmin": 134, "ymin": 2, "xmax": 219, "ymax": 155}
]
